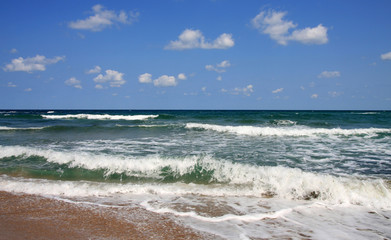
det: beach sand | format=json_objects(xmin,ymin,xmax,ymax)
[{"xmin": 0, "ymin": 191, "xmax": 216, "ymax": 240}]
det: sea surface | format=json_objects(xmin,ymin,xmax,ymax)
[{"xmin": 1, "ymin": 110, "xmax": 390, "ymax": 239}]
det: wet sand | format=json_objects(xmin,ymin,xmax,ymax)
[{"xmin": 0, "ymin": 191, "xmax": 215, "ymax": 239}]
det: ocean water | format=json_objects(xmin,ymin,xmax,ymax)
[{"xmin": 1, "ymin": 110, "xmax": 390, "ymax": 239}]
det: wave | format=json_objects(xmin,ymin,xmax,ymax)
[
  {"xmin": 0, "ymin": 126, "xmax": 47, "ymax": 131},
  {"xmin": 115, "ymin": 124, "xmax": 172, "ymax": 128},
  {"xmin": 1, "ymin": 145, "xmax": 390, "ymax": 209},
  {"xmin": 185, "ymin": 123, "xmax": 391, "ymax": 137},
  {"xmin": 271, "ymin": 120, "xmax": 297, "ymax": 126},
  {"xmin": 41, "ymin": 114, "xmax": 159, "ymax": 121}
]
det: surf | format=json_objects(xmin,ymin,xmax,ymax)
[
  {"xmin": 41, "ymin": 114, "xmax": 159, "ymax": 121},
  {"xmin": 185, "ymin": 123, "xmax": 391, "ymax": 137},
  {"xmin": 1, "ymin": 145, "xmax": 390, "ymax": 209}
]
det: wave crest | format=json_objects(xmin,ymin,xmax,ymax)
[
  {"xmin": 1, "ymin": 145, "xmax": 390, "ymax": 208},
  {"xmin": 41, "ymin": 114, "xmax": 159, "ymax": 121},
  {"xmin": 186, "ymin": 123, "xmax": 391, "ymax": 137}
]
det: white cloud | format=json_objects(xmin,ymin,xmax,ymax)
[
  {"xmin": 217, "ymin": 76, "xmax": 222, "ymax": 81},
  {"xmin": 4, "ymin": 55, "xmax": 65, "ymax": 73},
  {"xmin": 165, "ymin": 29, "xmax": 234, "ymax": 50},
  {"xmin": 235, "ymin": 85, "xmax": 254, "ymax": 96},
  {"xmin": 222, "ymin": 85, "xmax": 254, "ymax": 96},
  {"xmin": 69, "ymin": 4, "xmax": 139, "ymax": 32},
  {"xmin": 318, "ymin": 71, "xmax": 340, "ymax": 78},
  {"xmin": 251, "ymin": 9, "xmax": 328, "ymax": 45},
  {"xmin": 328, "ymin": 91, "xmax": 343, "ymax": 97},
  {"xmin": 95, "ymin": 84, "xmax": 104, "ymax": 89},
  {"xmin": 381, "ymin": 51, "xmax": 391, "ymax": 60},
  {"xmin": 178, "ymin": 73, "xmax": 187, "ymax": 80},
  {"xmin": 311, "ymin": 93, "xmax": 318, "ymax": 99},
  {"xmin": 139, "ymin": 73, "xmax": 185, "ymax": 87},
  {"xmin": 7, "ymin": 82, "xmax": 16, "ymax": 87},
  {"xmin": 217, "ymin": 60, "xmax": 231, "ymax": 68},
  {"xmin": 272, "ymin": 88, "xmax": 284, "ymax": 94},
  {"xmin": 94, "ymin": 69, "xmax": 125, "ymax": 87},
  {"xmin": 138, "ymin": 73, "xmax": 152, "ymax": 83},
  {"xmin": 65, "ymin": 77, "xmax": 82, "ymax": 89},
  {"xmin": 24, "ymin": 88, "xmax": 32, "ymax": 92},
  {"xmin": 10, "ymin": 48, "xmax": 17, "ymax": 54},
  {"xmin": 205, "ymin": 60, "xmax": 231, "ymax": 73},
  {"xmin": 154, "ymin": 75, "xmax": 177, "ymax": 87},
  {"xmin": 87, "ymin": 65, "xmax": 101, "ymax": 74},
  {"xmin": 290, "ymin": 24, "xmax": 328, "ymax": 44}
]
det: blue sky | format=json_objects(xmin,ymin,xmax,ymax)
[{"xmin": 1, "ymin": 0, "xmax": 390, "ymax": 110}]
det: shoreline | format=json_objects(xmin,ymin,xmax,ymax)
[{"xmin": 0, "ymin": 191, "xmax": 215, "ymax": 239}]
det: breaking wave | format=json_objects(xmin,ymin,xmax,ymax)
[
  {"xmin": 41, "ymin": 114, "xmax": 159, "ymax": 121},
  {"xmin": 186, "ymin": 123, "xmax": 391, "ymax": 137},
  {"xmin": 0, "ymin": 145, "xmax": 390, "ymax": 209}
]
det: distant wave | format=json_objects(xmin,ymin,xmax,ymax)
[
  {"xmin": 353, "ymin": 112, "xmax": 380, "ymax": 115},
  {"xmin": 115, "ymin": 124, "xmax": 172, "ymax": 128},
  {"xmin": 185, "ymin": 123, "xmax": 391, "ymax": 137},
  {"xmin": 0, "ymin": 145, "xmax": 390, "ymax": 209},
  {"xmin": 0, "ymin": 126, "xmax": 47, "ymax": 131},
  {"xmin": 42, "ymin": 114, "xmax": 159, "ymax": 121}
]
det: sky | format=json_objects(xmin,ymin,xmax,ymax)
[{"xmin": 1, "ymin": 0, "xmax": 391, "ymax": 110}]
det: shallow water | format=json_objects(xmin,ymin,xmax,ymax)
[{"xmin": 1, "ymin": 110, "xmax": 390, "ymax": 239}]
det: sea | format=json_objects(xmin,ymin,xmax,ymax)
[{"xmin": 0, "ymin": 110, "xmax": 390, "ymax": 239}]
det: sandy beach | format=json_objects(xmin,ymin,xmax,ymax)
[{"xmin": 0, "ymin": 191, "xmax": 214, "ymax": 240}]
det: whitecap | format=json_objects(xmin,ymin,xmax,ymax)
[{"xmin": 41, "ymin": 114, "xmax": 159, "ymax": 121}]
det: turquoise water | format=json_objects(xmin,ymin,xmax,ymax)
[{"xmin": 1, "ymin": 110, "xmax": 391, "ymax": 239}]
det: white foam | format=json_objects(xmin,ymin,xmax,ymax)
[
  {"xmin": 1, "ymin": 145, "xmax": 390, "ymax": 209},
  {"xmin": 274, "ymin": 120, "xmax": 297, "ymax": 126},
  {"xmin": 141, "ymin": 200, "xmax": 294, "ymax": 223},
  {"xmin": 186, "ymin": 123, "xmax": 391, "ymax": 137},
  {"xmin": 41, "ymin": 114, "xmax": 159, "ymax": 121},
  {"xmin": 0, "ymin": 126, "xmax": 46, "ymax": 130}
]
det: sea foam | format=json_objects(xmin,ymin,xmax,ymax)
[
  {"xmin": 185, "ymin": 123, "xmax": 391, "ymax": 137},
  {"xmin": 41, "ymin": 114, "xmax": 159, "ymax": 121},
  {"xmin": 0, "ymin": 126, "xmax": 47, "ymax": 130},
  {"xmin": 1, "ymin": 145, "xmax": 390, "ymax": 209}
]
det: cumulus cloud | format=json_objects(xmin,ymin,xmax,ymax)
[
  {"xmin": 139, "ymin": 73, "xmax": 186, "ymax": 87},
  {"xmin": 3, "ymin": 55, "xmax": 65, "ymax": 73},
  {"xmin": 95, "ymin": 84, "xmax": 104, "ymax": 89},
  {"xmin": 69, "ymin": 4, "xmax": 139, "ymax": 32},
  {"xmin": 318, "ymin": 71, "xmax": 340, "ymax": 78},
  {"xmin": 177, "ymin": 73, "xmax": 187, "ymax": 80},
  {"xmin": 381, "ymin": 51, "xmax": 391, "ymax": 60},
  {"xmin": 205, "ymin": 60, "xmax": 231, "ymax": 73},
  {"xmin": 65, "ymin": 77, "xmax": 82, "ymax": 89},
  {"xmin": 165, "ymin": 29, "xmax": 234, "ymax": 50},
  {"xmin": 222, "ymin": 85, "xmax": 254, "ymax": 96},
  {"xmin": 311, "ymin": 94, "xmax": 318, "ymax": 99},
  {"xmin": 153, "ymin": 75, "xmax": 177, "ymax": 87},
  {"xmin": 138, "ymin": 73, "xmax": 152, "ymax": 83},
  {"xmin": 94, "ymin": 69, "xmax": 125, "ymax": 87},
  {"xmin": 272, "ymin": 88, "xmax": 284, "ymax": 94},
  {"xmin": 251, "ymin": 9, "xmax": 328, "ymax": 45},
  {"xmin": 87, "ymin": 65, "xmax": 101, "ymax": 74}
]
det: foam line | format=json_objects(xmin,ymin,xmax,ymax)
[
  {"xmin": 185, "ymin": 123, "xmax": 391, "ymax": 137},
  {"xmin": 42, "ymin": 114, "xmax": 159, "ymax": 121}
]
